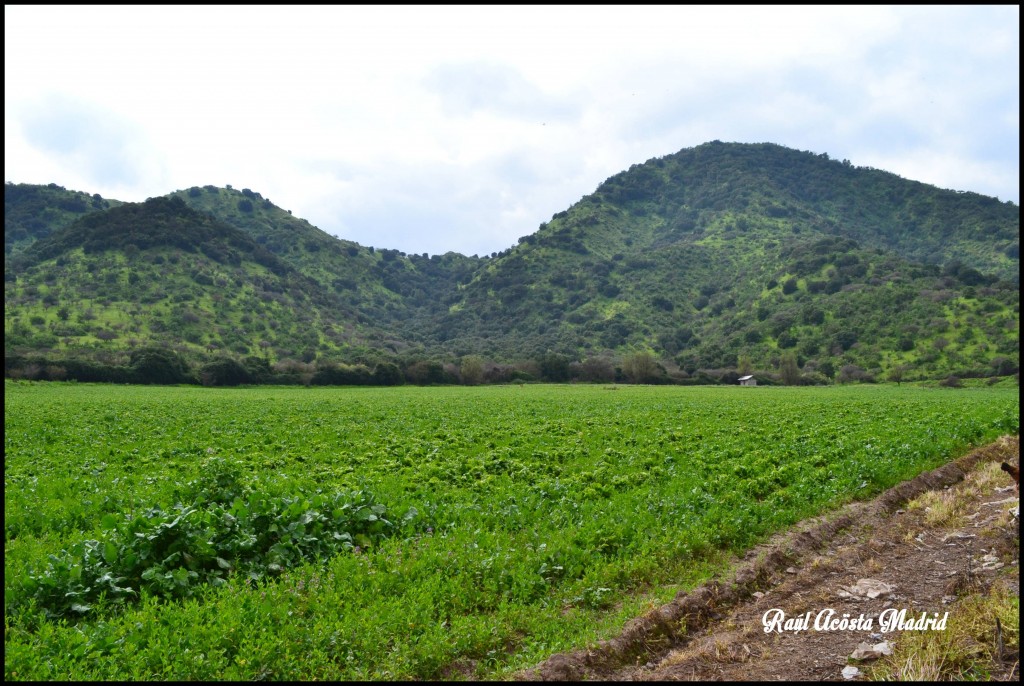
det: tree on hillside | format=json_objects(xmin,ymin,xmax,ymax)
[
  {"xmin": 460, "ymin": 355, "xmax": 484, "ymax": 385},
  {"xmin": 737, "ymin": 354, "xmax": 753, "ymax": 376},
  {"xmin": 576, "ymin": 355, "xmax": 616, "ymax": 383},
  {"xmin": 886, "ymin": 364, "xmax": 908, "ymax": 385},
  {"xmin": 779, "ymin": 351, "xmax": 801, "ymax": 385},
  {"xmin": 130, "ymin": 347, "xmax": 193, "ymax": 385},
  {"xmin": 200, "ymin": 357, "xmax": 251, "ymax": 386},
  {"xmin": 404, "ymin": 360, "xmax": 447, "ymax": 385},
  {"xmin": 538, "ymin": 352, "xmax": 571, "ymax": 382},
  {"xmin": 837, "ymin": 364, "xmax": 874, "ymax": 384},
  {"xmin": 622, "ymin": 351, "xmax": 665, "ymax": 384},
  {"xmin": 372, "ymin": 362, "xmax": 404, "ymax": 386}
]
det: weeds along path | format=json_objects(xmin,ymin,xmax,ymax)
[{"xmin": 518, "ymin": 435, "xmax": 1020, "ymax": 682}]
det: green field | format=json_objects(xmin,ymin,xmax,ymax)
[{"xmin": 4, "ymin": 381, "xmax": 1019, "ymax": 680}]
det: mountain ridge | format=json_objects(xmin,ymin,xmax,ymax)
[{"xmin": 4, "ymin": 141, "xmax": 1019, "ymax": 385}]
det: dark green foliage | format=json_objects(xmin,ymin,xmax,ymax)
[
  {"xmin": 131, "ymin": 347, "xmax": 194, "ymax": 385},
  {"xmin": 241, "ymin": 355, "xmax": 271, "ymax": 382},
  {"xmin": 779, "ymin": 351, "xmax": 801, "ymax": 385},
  {"xmin": 403, "ymin": 360, "xmax": 453, "ymax": 385},
  {"xmin": 652, "ymin": 296, "xmax": 674, "ymax": 312},
  {"xmin": 17, "ymin": 196, "xmax": 289, "ymax": 275},
  {"xmin": 538, "ymin": 352, "xmax": 571, "ymax": 382},
  {"xmin": 200, "ymin": 357, "xmax": 252, "ymax": 386},
  {"xmin": 5, "ymin": 182, "xmax": 121, "ymax": 258},
  {"xmin": 57, "ymin": 357, "xmax": 135, "ymax": 383},
  {"xmin": 373, "ymin": 361, "xmax": 404, "ymax": 386},
  {"xmin": 18, "ymin": 457, "xmax": 403, "ymax": 620},
  {"xmin": 310, "ymin": 362, "xmax": 373, "ymax": 386}
]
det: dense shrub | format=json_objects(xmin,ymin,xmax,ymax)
[
  {"xmin": 200, "ymin": 357, "xmax": 252, "ymax": 386},
  {"xmin": 19, "ymin": 458, "xmax": 405, "ymax": 620},
  {"xmin": 130, "ymin": 347, "xmax": 195, "ymax": 385}
]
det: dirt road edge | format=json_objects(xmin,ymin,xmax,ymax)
[{"xmin": 516, "ymin": 436, "xmax": 1019, "ymax": 681}]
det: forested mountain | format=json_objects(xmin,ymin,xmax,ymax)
[
  {"xmin": 434, "ymin": 143, "xmax": 1019, "ymax": 378},
  {"xmin": 5, "ymin": 196, "xmax": 396, "ymax": 370},
  {"xmin": 4, "ymin": 182, "xmax": 122, "ymax": 258},
  {"xmin": 4, "ymin": 142, "xmax": 1019, "ymax": 385},
  {"xmin": 169, "ymin": 185, "xmax": 483, "ymax": 332}
]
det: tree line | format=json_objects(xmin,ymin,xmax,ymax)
[{"xmin": 6, "ymin": 345, "xmax": 1016, "ymax": 388}]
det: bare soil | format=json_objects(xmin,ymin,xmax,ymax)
[{"xmin": 517, "ymin": 436, "xmax": 1019, "ymax": 682}]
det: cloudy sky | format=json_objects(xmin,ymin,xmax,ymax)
[{"xmin": 5, "ymin": 5, "xmax": 1019, "ymax": 257}]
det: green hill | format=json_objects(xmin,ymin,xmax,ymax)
[
  {"xmin": 170, "ymin": 185, "xmax": 483, "ymax": 341},
  {"xmin": 435, "ymin": 143, "xmax": 1019, "ymax": 380},
  {"xmin": 4, "ymin": 196, "xmax": 391, "ymax": 368},
  {"xmin": 4, "ymin": 182, "xmax": 122, "ymax": 258},
  {"xmin": 4, "ymin": 142, "xmax": 1019, "ymax": 385}
]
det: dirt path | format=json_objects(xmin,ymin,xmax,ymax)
[{"xmin": 517, "ymin": 436, "xmax": 1019, "ymax": 682}]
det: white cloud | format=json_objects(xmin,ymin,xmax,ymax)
[
  {"xmin": 7, "ymin": 94, "xmax": 168, "ymax": 198},
  {"xmin": 4, "ymin": 5, "xmax": 1018, "ymax": 255}
]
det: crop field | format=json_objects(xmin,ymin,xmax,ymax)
[{"xmin": 4, "ymin": 380, "xmax": 1019, "ymax": 680}]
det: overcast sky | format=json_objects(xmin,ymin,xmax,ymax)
[{"xmin": 5, "ymin": 5, "xmax": 1019, "ymax": 257}]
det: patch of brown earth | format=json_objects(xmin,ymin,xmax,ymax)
[{"xmin": 517, "ymin": 436, "xmax": 1019, "ymax": 682}]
